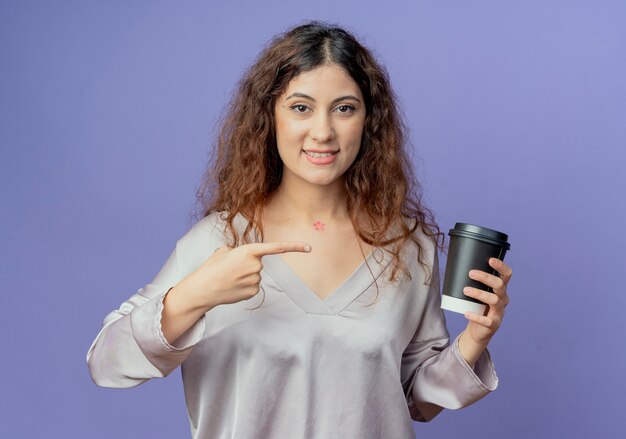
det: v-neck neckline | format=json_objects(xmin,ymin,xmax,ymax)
[
  {"xmin": 229, "ymin": 211, "xmax": 395, "ymax": 315},
  {"xmin": 261, "ymin": 247, "xmax": 393, "ymax": 315}
]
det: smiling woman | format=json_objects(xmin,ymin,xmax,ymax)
[
  {"xmin": 274, "ymin": 64, "xmax": 365, "ymax": 186},
  {"xmin": 87, "ymin": 20, "xmax": 511, "ymax": 439}
]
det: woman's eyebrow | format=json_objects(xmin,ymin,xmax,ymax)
[{"xmin": 285, "ymin": 92, "xmax": 362, "ymax": 105}]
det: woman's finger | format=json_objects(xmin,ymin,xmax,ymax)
[
  {"xmin": 468, "ymin": 269, "xmax": 506, "ymax": 292},
  {"xmin": 463, "ymin": 286, "xmax": 501, "ymax": 307},
  {"xmin": 245, "ymin": 241, "xmax": 312, "ymax": 257},
  {"xmin": 463, "ymin": 312, "xmax": 498, "ymax": 330},
  {"xmin": 489, "ymin": 258, "xmax": 513, "ymax": 283}
]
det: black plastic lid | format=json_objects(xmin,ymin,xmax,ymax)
[{"xmin": 448, "ymin": 223, "xmax": 511, "ymax": 249}]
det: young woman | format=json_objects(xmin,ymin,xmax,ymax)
[{"xmin": 87, "ymin": 21, "xmax": 512, "ymax": 438}]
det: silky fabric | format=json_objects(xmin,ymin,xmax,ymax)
[{"xmin": 87, "ymin": 212, "xmax": 498, "ymax": 438}]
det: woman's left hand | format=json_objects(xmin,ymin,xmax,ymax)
[{"xmin": 462, "ymin": 257, "xmax": 513, "ymax": 346}]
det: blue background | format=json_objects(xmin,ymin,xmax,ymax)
[{"xmin": 2, "ymin": 1, "xmax": 625, "ymax": 437}]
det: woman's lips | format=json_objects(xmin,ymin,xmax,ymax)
[{"xmin": 302, "ymin": 150, "xmax": 338, "ymax": 165}]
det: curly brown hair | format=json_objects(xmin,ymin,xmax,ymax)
[{"xmin": 194, "ymin": 21, "xmax": 444, "ymax": 288}]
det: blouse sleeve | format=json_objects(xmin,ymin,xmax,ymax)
[
  {"xmin": 400, "ymin": 250, "xmax": 499, "ymax": 422},
  {"xmin": 86, "ymin": 216, "xmax": 220, "ymax": 388}
]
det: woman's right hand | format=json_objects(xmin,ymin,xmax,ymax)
[
  {"xmin": 176, "ymin": 241, "xmax": 312, "ymax": 311},
  {"xmin": 160, "ymin": 241, "xmax": 311, "ymax": 344}
]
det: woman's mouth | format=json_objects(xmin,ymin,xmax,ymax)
[
  {"xmin": 303, "ymin": 150, "xmax": 337, "ymax": 158},
  {"xmin": 302, "ymin": 150, "xmax": 338, "ymax": 165}
]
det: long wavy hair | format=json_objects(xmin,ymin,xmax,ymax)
[{"xmin": 194, "ymin": 21, "xmax": 444, "ymax": 297}]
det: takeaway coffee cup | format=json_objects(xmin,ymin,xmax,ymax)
[{"xmin": 441, "ymin": 223, "xmax": 511, "ymax": 315}]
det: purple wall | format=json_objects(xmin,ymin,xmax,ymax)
[{"xmin": 2, "ymin": 1, "xmax": 625, "ymax": 437}]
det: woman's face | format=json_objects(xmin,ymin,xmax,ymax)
[{"xmin": 273, "ymin": 64, "xmax": 366, "ymax": 188}]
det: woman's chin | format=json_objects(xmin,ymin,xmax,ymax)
[{"xmin": 303, "ymin": 173, "xmax": 343, "ymax": 187}]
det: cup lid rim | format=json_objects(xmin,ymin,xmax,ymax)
[{"xmin": 449, "ymin": 223, "xmax": 510, "ymax": 248}]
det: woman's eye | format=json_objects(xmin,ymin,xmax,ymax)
[
  {"xmin": 335, "ymin": 105, "xmax": 356, "ymax": 114},
  {"xmin": 290, "ymin": 104, "xmax": 309, "ymax": 113}
]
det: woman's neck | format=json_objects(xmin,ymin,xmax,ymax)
[{"xmin": 264, "ymin": 178, "xmax": 350, "ymax": 224}]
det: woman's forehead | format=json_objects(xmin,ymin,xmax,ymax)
[{"xmin": 281, "ymin": 64, "xmax": 362, "ymax": 101}]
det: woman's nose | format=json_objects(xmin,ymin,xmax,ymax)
[{"xmin": 309, "ymin": 113, "xmax": 334, "ymax": 142}]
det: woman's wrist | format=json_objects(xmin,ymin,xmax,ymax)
[
  {"xmin": 160, "ymin": 285, "xmax": 215, "ymax": 345},
  {"xmin": 457, "ymin": 330, "xmax": 490, "ymax": 369},
  {"xmin": 164, "ymin": 284, "xmax": 215, "ymax": 321},
  {"xmin": 170, "ymin": 278, "xmax": 221, "ymax": 314}
]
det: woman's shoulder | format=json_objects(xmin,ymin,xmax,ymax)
[
  {"xmin": 183, "ymin": 210, "xmax": 227, "ymax": 236},
  {"xmin": 399, "ymin": 215, "xmax": 438, "ymax": 244},
  {"xmin": 397, "ymin": 215, "xmax": 440, "ymax": 265},
  {"xmin": 173, "ymin": 211, "xmax": 232, "ymax": 276},
  {"xmin": 177, "ymin": 211, "xmax": 230, "ymax": 251},
  {"xmin": 178, "ymin": 210, "xmax": 250, "ymax": 247}
]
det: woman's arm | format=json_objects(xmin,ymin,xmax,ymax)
[
  {"xmin": 401, "ymin": 248, "xmax": 500, "ymax": 422},
  {"xmin": 86, "ymin": 217, "xmax": 220, "ymax": 388},
  {"xmin": 458, "ymin": 257, "xmax": 513, "ymax": 367},
  {"xmin": 86, "ymin": 215, "xmax": 312, "ymax": 388},
  {"xmin": 86, "ymin": 246, "xmax": 208, "ymax": 388}
]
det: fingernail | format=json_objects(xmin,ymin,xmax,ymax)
[
  {"xmin": 304, "ymin": 244, "xmax": 312, "ymax": 252},
  {"xmin": 469, "ymin": 270, "xmax": 477, "ymax": 278}
]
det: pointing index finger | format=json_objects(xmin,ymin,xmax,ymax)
[{"xmin": 246, "ymin": 242, "xmax": 312, "ymax": 257}]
